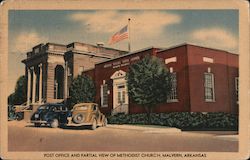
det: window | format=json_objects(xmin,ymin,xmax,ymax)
[
  {"xmin": 93, "ymin": 105, "xmax": 97, "ymax": 111},
  {"xmin": 167, "ymin": 73, "xmax": 178, "ymax": 102},
  {"xmin": 117, "ymin": 84, "xmax": 126, "ymax": 104},
  {"xmin": 117, "ymin": 90, "xmax": 126, "ymax": 104},
  {"xmin": 54, "ymin": 80, "xmax": 58, "ymax": 99},
  {"xmin": 101, "ymin": 84, "xmax": 108, "ymax": 107},
  {"xmin": 78, "ymin": 66, "xmax": 84, "ymax": 75},
  {"xmin": 122, "ymin": 91, "xmax": 126, "ymax": 103},
  {"xmin": 118, "ymin": 91, "xmax": 121, "ymax": 104},
  {"xmin": 235, "ymin": 77, "xmax": 239, "ymax": 101},
  {"xmin": 118, "ymin": 85, "xmax": 125, "ymax": 89},
  {"xmin": 204, "ymin": 73, "xmax": 215, "ymax": 102}
]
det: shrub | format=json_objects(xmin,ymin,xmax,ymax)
[{"xmin": 107, "ymin": 112, "xmax": 238, "ymax": 130}]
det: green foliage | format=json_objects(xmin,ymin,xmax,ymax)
[
  {"xmin": 126, "ymin": 56, "xmax": 172, "ymax": 123},
  {"xmin": 127, "ymin": 56, "xmax": 171, "ymax": 107},
  {"xmin": 8, "ymin": 75, "xmax": 27, "ymax": 105},
  {"xmin": 69, "ymin": 74, "xmax": 96, "ymax": 107},
  {"xmin": 108, "ymin": 112, "xmax": 238, "ymax": 130}
]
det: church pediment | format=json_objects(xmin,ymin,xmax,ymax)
[{"xmin": 110, "ymin": 70, "xmax": 126, "ymax": 79}]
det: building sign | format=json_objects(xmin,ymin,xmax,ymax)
[
  {"xmin": 165, "ymin": 57, "xmax": 177, "ymax": 64},
  {"xmin": 104, "ymin": 56, "xmax": 140, "ymax": 69},
  {"xmin": 203, "ymin": 57, "xmax": 214, "ymax": 63}
]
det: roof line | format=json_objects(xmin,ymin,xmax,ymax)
[
  {"xmin": 157, "ymin": 43, "xmax": 237, "ymax": 55},
  {"xmin": 186, "ymin": 43, "xmax": 237, "ymax": 55},
  {"xmin": 46, "ymin": 42, "xmax": 67, "ymax": 47},
  {"xmin": 66, "ymin": 50, "xmax": 113, "ymax": 59},
  {"xmin": 69, "ymin": 42, "xmax": 128, "ymax": 53},
  {"xmin": 96, "ymin": 46, "xmax": 159, "ymax": 65}
]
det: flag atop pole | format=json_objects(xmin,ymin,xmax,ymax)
[{"xmin": 108, "ymin": 25, "xmax": 129, "ymax": 45}]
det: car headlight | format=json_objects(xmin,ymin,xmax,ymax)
[{"xmin": 34, "ymin": 114, "xmax": 39, "ymax": 118}]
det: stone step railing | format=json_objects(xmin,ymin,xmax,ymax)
[{"xmin": 111, "ymin": 104, "xmax": 128, "ymax": 115}]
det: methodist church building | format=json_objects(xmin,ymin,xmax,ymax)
[
  {"xmin": 22, "ymin": 42, "xmax": 239, "ymax": 115},
  {"xmin": 22, "ymin": 42, "xmax": 127, "ymax": 106}
]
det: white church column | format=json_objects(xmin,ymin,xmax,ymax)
[
  {"xmin": 32, "ymin": 66, "xmax": 37, "ymax": 104},
  {"xmin": 64, "ymin": 61, "xmax": 68, "ymax": 99},
  {"xmin": 38, "ymin": 63, "xmax": 43, "ymax": 104},
  {"xmin": 26, "ymin": 67, "xmax": 31, "ymax": 106}
]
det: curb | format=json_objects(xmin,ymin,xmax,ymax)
[
  {"xmin": 107, "ymin": 124, "xmax": 181, "ymax": 133},
  {"xmin": 214, "ymin": 135, "xmax": 239, "ymax": 141}
]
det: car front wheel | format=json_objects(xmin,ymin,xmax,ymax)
[
  {"xmin": 50, "ymin": 119, "xmax": 59, "ymax": 128},
  {"xmin": 91, "ymin": 119, "xmax": 97, "ymax": 130},
  {"xmin": 103, "ymin": 118, "xmax": 108, "ymax": 127}
]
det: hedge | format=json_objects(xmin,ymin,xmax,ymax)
[{"xmin": 107, "ymin": 112, "xmax": 238, "ymax": 130}]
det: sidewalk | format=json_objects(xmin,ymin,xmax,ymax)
[
  {"xmin": 214, "ymin": 135, "xmax": 239, "ymax": 141},
  {"xmin": 107, "ymin": 124, "xmax": 181, "ymax": 133}
]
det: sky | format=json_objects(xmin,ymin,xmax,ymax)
[{"xmin": 8, "ymin": 10, "xmax": 239, "ymax": 95}]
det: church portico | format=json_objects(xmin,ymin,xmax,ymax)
[
  {"xmin": 26, "ymin": 63, "xmax": 44, "ymax": 106},
  {"xmin": 22, "ymin": 42, "xmax": 125, "ymax": 107}
]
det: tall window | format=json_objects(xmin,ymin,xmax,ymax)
[
  {"xmin": 101, "ymin": 84, "xmax": 108, "ymax": 107},
  {"xmin": 235, "ymin": 77, "xmax": 239, "ymax": 101},
  {"xmin": 117, "ymin": 85, "xmax": 126, "ymax": 104},
  {"xmin": 54, "ymin": 65, "xmax": 64, "ymax": 99},
  {"xmin": 167, "ymin": 73, "xmax": 178, "ymax": 102},
  {"xmin": 204, "ymin": 73, "xmax": 215, "ymax": 102}
]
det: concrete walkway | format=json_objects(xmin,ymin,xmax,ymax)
[
  {"xmin": 214, "ymin": 135, "xmax": 239, "ymax": 141},
  {"xmin": 107, "ymin": 124, "xmax": 181, "ymax": 133}
]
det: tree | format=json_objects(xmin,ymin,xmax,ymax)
[
  {"xmin": 69, "ymin": 74, "xmax": 96, "ymax": 107},
  {"xmin": 126, "ymin": 56, "xmax": 172, "ymax": 124},
  {"xmin": 8, "ymin": 75, "xmax": 27, "ymax": 105}
]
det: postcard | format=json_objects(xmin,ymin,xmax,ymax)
[{"xmin": 0, "ymin": 0, "xmax": 249, "ymax": 159}]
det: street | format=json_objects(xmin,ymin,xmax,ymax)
[{"xmin": 8, "ymin": 121, "xmax": 238, "ymax": 152}]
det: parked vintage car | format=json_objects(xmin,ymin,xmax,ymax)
[
  {"xmin": 30, "ymin": 103, "xmax": 69, "ymax": 128},
  {"xmin": 66, "ymin": 103, "xmax": 107, "ymax": 130},
  {"xmin": 11, "ymin": 103, "xmax": 30, "ymax": 121}
]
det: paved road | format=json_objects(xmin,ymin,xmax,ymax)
[{"xmin": 8, "ymin": 121, "xmax": 238, "ymax": 152}]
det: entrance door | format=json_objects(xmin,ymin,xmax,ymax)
[
  {"xmin": 116, "ymin": 84, "xmax": 127, "ymax": 105},
  {"xmin": 111, "ymin": 70, "xmax": 129, "ymax": 114}
]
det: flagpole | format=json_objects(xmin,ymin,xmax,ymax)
[{"xmin": 128, "ymin": 18, "xmax": 131, "ymax": 52}]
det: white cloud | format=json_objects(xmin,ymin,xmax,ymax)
[
  {"xmin": 191, "ymin": 28, "xmax": 238, "ymax": 52},
  {"xmin": 12, "ymin": 31, "xmax": 48, "ymax": 53},
  {"xmin": 69, "ymin": 11, "xmax": 181, "ymax": 37}
]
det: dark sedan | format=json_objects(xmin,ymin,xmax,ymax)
[{"xmin": 30, "ymin": 103, "xmax": 69, "ymax": 128}]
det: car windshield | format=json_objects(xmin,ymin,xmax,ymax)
[
  {"xmin": 38, "ymin": 105, "xmax": 50, "ymax": 110},
  {"xmin": 74, "ymin": 106, "xmax": 89, "ymax": 110}
]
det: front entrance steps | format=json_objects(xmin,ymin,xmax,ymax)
[{"xmin": 111, "ymin": 104, "xmax": 128, "ymax": 115}]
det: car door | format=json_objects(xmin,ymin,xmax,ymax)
[
  {"xmin": 59, "ymin": 105, "xmax": 68, "ymax": 123},
  {"xmin": 91, "ymin": 104, "xmax": 97, "ymax": 122},
  {"xmin": 47, "ymin": 106, "xmax": 57, "ymax": 121},
  {"xmin": 94, "ymin": 104, "xmax": 101, "ymax": 124}
]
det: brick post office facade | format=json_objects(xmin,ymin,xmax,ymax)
[
  {"xmin": 90, "ymin": 44, "xmax": 238, "ymax": 115},
  {"xmin": 22, "ymin": 43, "xmax": 239, "ymax": 115}
]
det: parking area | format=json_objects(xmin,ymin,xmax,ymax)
[{"xmin": 8, "ymin": 121, "xmax": 238, "ymax": 152}]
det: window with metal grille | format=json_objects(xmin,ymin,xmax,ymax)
[
  {"xmin": 204, "ymin": 73, "xmax": 215, "ymax": 102},
  {"xmin": 101, "ymin": 84, "xmax": 108, "ymax": 107},
  {"xmin": 167, "ymin": 73, "xmax": 178, "ymax": 102}
]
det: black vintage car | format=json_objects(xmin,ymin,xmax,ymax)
[{"xmin": 30, "ymin": 103, "xmax": 69, "ymax": 128}]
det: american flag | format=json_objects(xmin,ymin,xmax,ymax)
[{"xmin": 108, "ymin": 25, "xmax": 129, "ymax": 45}]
